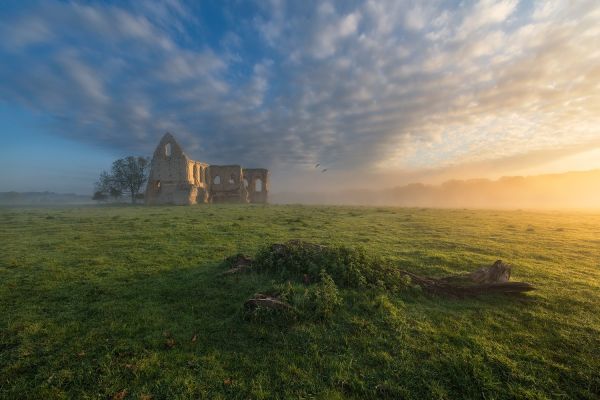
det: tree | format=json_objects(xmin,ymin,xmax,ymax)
[
  {"xmin": 92, "ymin": 191, "xmax": 107, "ymax": 202},
  {"xmin": 95, "ymin": 156, "xmax": 150, "ymax": 204},
  {"xmin": 108, "ymin": 187, "xmax": 123, "ymax": 201}
]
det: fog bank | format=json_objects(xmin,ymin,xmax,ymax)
[{"xmin": 271, "ymin": 170, "xmax": 600, "ymax": 209}]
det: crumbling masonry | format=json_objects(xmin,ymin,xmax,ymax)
[{"xmin": 145, "ymin": 133, "xmax": 269, "ymax": 205}]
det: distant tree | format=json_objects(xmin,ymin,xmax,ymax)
[
  {"xmin": 95, "ymin": 156, "xmax": 150, "ymax": 204},
  {"xmin": 95, "ymin": 171, "xmax": 118, "ymax": 202},
  {"xmin": 108, "ymin": 187, "xmax": 123, "ymax": 201},
  {"xmin": 92, "ymin": 190, "xmax": 107, "ymax": 202}
]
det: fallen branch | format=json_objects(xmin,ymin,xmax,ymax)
[{"xmin": 399, "ymin": 260, "xmax": 534, "ymax": 297}]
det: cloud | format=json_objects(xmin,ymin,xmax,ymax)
[
  {"xmin": 458, "ymin": 0, "xmax": 518, "ymax": 36},
  {"xmin": 0, "ymin": 0, "xmax": 599, "ymax": 191},
  {"xmin": 404, "ymin": 4, "xmax": 427, "ymax": 31},
  {"xmin": 1, "ymin": 15, "xmax": 53, "ymax": 50}
]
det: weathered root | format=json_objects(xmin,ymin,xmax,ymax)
[
  {"xmin": 405, "ymin": 273, "xmax": 535, "ymax": 296},
  {"xmin": 440, "ymin": 260, "xmax": 511, "ymax": 284},
  {"xmin": 399, "ymin": 260, "xmax": 534, "ymax": 297},
  {"xmin": 244, "ymin": 294, "xmax": 292, "ymax": 311}
]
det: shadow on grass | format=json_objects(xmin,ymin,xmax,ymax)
[{"xmin": 0, "ymin": 258, "xmax": 584, "ymax": 400}]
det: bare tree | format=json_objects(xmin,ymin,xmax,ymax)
[{"xmin": 95, "ymin": 156, "xmax": 150, "ymax": 204}]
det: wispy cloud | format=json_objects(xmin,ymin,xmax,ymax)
[{"xmin": 0, "ymin": 0, "xmax": 599, "ymax": 189}]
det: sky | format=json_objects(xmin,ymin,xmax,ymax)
[{"xmin": 0, "ymin": 0, "xmax": 599, "ymax": 194}]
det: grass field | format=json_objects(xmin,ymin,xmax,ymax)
[{"xmin": 1, "ymin": 205, "xmax": 599, "ymax": 399}]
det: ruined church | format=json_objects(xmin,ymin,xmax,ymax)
[{"xmin": 145, "ymin": 133, "xmax": 269, "ymax": 205}]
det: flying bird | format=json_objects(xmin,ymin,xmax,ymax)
[
  {"xmin": 315, "ymin": 163, "xmax": 320, "ymax": 168},
  {"xmin": 321, "ymin": 168, "xmax": 328, "ymax": 173}
]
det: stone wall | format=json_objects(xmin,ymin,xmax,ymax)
[
  {"xmin": 145, "ymin": 133, "xmax": 198, "ymax": 205},
  {"xmin": 209, "ymin": 165, "xmax": 248, "ymax": 203},
  {"xmin": 145, "ymin": 133, "xmax": 269, "ymax": 205},
  {"xmin": 242, "ymin": 168, "xmax": 269, "ymax": 203}
]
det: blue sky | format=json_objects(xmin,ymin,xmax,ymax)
[{"xmin": 1, "ymin": 0, "xmax": 599, "ymax": 194}]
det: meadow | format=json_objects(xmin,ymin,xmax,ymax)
[{"xmin": 0, "ymin": 205, "xmax": 599, "ymax": 399}]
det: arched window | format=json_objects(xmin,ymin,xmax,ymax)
[
  {"xmin": 228, "ymin": 174, "xmax": 236, "ymax": 184},
  {"xmin": 255, "ymin": 178, "xmax": 263, "ymax": 192},
  {"xmin": 165, "ymin": 143, "xmax": 172, "ymax": 157},
  {"xmin": 193, "ymin": 165, "xmax": 198, "ymax": 183},
  {"xmin": 213, "ymin": 175, "xmax": 221, "ymax": 184},
  {"xmin": 198, "ymin": 166, "xmax": 202, "ymax": 183}
]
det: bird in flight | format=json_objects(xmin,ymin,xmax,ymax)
[
  {"xmin": 315, "ymin": 163, "xmax": 320, "ymax": 168},
  {"xmin": 321, "ymin": 168, "xmax": 328, "ymax": 173}
]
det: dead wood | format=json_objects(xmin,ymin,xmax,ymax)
[
  {"xmin": 399, "ymin": 260, "xmax": 534, "ymax": 297},
  {"xmin": 440, "ymin": 260, "xmax": 511, "ymax": 284},
  {"xmin": 244, "ymin": 294, "xmax": 292, "ymax": 311}
]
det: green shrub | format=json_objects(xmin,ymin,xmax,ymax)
[
  {"xmin": 308, "ymin": 270, "xmax": 342, "ymax": 320},
  {"xmin": 252, "ymin": 240, "xmax": 408, "ymax": 292},
  {"xmin": 265, "ymin": 273, "xmax": 342, "ymax": 322},
  {"xmin": 246, "ymin": 241, "xmax": 411, "ymax": 325},
  {"xmin": 243, "ymin": 283, "xmax": 299, "ymax": 324}
]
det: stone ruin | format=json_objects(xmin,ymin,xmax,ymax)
[{"xmin": 145, "ymin": 133, "xmax": 269, "ymax": 205}]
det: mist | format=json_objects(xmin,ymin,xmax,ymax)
[{"xmin": 271, "ymin": 169, "xmax": 600, "ymax": 209}]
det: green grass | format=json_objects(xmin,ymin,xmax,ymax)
[{"xmin": 1, "ymin": 205, "xmax": 599, "ymax": 399}]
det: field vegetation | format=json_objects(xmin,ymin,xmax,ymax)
[{"xmin": 1, "ymin": 205, "xmax": 599, "ymax": 399}]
